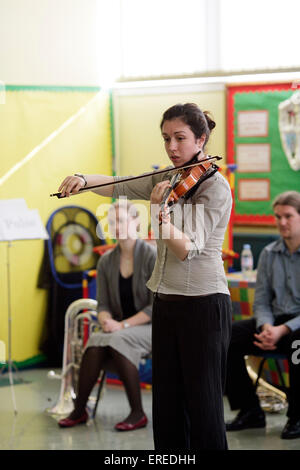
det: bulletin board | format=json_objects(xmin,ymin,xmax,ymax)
[{"xmin": 227, "ymin": 82, "xmax": 299, "ymax": 225}]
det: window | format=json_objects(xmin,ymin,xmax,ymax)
[
  {"xmin": 220, "ymin": 0, "xmax": 300, "ymax": 72},
  {"xmin": 119, "ymin": 0, "xmax": 208, "ymax": 79},
  {"xmin": 101, "ymin": 0, "xmax": 300, "ymax": 83}
]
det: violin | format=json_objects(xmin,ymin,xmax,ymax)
[
  {"xmin": 158, "ymin": 153, "xmax": 220, "ymax": 226},
  {"xmin": 50, "ymin": 155, "xmax": 221, "ymax": 199},
  {"xmin": 160, "ymin": 154, "xmax": 217, "ymax": 209}
]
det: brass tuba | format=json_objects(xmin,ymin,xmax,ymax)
[
  {"xmin": 245, "ymin": 356, "xmax": 287, "ymax": 413},
  {"xmin": 46, "ymin": 298, "xmax": 100, "ymax": 416}
]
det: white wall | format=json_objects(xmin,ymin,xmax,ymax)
[{"xmin": 0, "ymin": 0, "xmax": 119, "ymax": 86}]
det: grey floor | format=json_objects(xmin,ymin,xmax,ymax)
[{"xmin": 0, "ymin": 368, "xmax": 299, "ymax": 451}]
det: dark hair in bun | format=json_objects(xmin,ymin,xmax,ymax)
[
  {"xmin": 203, "ymin": 111, "xmax": 216, "ymax": 131},
  {"xmin": 160, "ymin": 103, "xmax": 216, "ymax": 147}
]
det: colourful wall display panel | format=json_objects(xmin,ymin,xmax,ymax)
[
  {"xmin": 227, "ymin": 273, "xmax": 256, "ymax": 321},
  {"xmin": 0, "ymin": 85, "xmax": 113, "ymax": 363},
  {"xmin": 227, "ymin": 82, "xmax": 300, "ymax": 225}
]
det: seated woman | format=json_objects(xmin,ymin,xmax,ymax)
[{"xmin": 58, "ymin": 200, "xmax": 156, "ymax": 431}]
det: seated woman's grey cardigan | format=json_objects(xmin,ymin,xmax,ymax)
[{"xmin": 85, "ymin": 238, "xmax": 157, "ymax": 370}]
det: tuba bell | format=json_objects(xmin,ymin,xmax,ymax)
[
  {"xmin": 245, "ymin": 356, "xmax": 287, "ymax": 413},
  {"xmin": 46, "ymin": 298, "xmax": 99, "ymax": 416}
]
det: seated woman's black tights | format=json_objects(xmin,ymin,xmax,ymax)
[{"xmin": 68, "ymin": 346, "xmax": 145, "ymax": 423}]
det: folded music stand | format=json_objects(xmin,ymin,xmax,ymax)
[{"xmin": 0, "ymin": 199, "xmax": 49, "ymax": 414}]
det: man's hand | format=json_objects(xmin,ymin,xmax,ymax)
[{"xmin": 253, "ymin": 323, "xmax": 290, "ymax": 350}]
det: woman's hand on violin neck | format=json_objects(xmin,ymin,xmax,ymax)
[
  {"xmin": 150, "ymin": 180, "xmax": 171, "ymax": 205},
  {"xmin": 58, "ymin": 175, "xmax": 85, "ymax": 197}
]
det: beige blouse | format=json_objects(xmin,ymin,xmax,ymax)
[{"xmin": 113, "ymin": 166, "xmax": 232, "ymax": 296}]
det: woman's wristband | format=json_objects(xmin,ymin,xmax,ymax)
[{"xmin": 74, "ymin": 173, "xmax": 87, "ymax": 187}]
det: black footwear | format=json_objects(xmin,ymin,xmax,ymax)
[
  {"xmin": 281, "ymin": 418, "xmax": 300, "ymax": 439},
  {"xmin": 226, "ymin": 408, "xmax": 266, "ymax": 431}
]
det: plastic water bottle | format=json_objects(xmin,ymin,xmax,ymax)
[{"xmin": 241, "ymin": 244, "xmax": 253, "ymax": 279}]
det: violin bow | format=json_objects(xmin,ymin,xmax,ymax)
[{"xmin": 50, "ymin": 155, "xmax": 222, "ymax": 199}]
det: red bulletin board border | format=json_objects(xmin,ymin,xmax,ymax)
[{"xmin": 226, "ymin": 82, "xmax": 292, "ymax": 226}]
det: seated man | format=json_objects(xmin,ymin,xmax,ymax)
[{"xmin": 225, "ymin": 191, "xmax": 300, "ymax": 439}]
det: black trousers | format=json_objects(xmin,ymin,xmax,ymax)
[
  {"xmin": 152, "ymin": 293, "xmax": 232, "ymax": 450},
  {"xmin": 225, "ymin": 315, "xmax": 300, "ymax": 419}
]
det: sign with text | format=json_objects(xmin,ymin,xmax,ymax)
[
  {"xmin": 236, "ymin": 144, "xmax": 271, "ymax": 173},
  {"xmin": 238, "ymin": 179, "xmax": 270, "ymax": 201},
  {"xmin": 0, "ymin": 199, "xmax": 48, "ymax": 241},
  {"xmin": 237, "ymin": 110, "xmax": 269, "ymax": 137}
]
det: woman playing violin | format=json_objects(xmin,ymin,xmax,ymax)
[{"xmin": 58, "ymin": 103, "xmax": 232, "ymax": 450}]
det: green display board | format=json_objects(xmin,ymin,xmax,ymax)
[{"xmin": 227, "ymin": 83, "xmax": 300, "ymax": 225}]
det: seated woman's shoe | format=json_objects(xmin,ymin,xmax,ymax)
[
  {"xmin": 114, "ymin": 414, "xmax": 148, "ymax": 431},
  {"xmin": 58, "ymin": 410, "xmax": 89, "ymax": 428}
]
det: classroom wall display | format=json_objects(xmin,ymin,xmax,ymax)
[
  {"xmin": 227, "ymin": 83, "xmax": 300, "ymax": 225},
  {"xmin": 0, "ymin": 86, "xmax": 113, "ymax": 363}
]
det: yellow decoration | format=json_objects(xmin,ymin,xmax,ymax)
[{"xmin": 0, "ymin": 88, "xmax": 112, "ymax": 362}]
